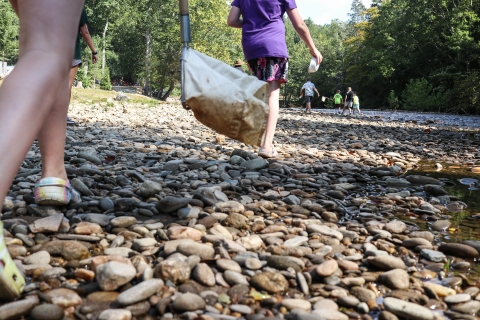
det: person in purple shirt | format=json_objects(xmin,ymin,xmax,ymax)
[{"xmin": 228, "ymin": 0, "xmax": 322, "ymax": 158}]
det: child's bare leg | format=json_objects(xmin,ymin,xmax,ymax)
[
  {"xmin": 261, "ymin": 80, "xmax": 281, "ymax": 151},
  {"xmin": 38, "ymin": 54, "xmax": 81, "ymax": 179},
  {"xmin": 0, "ymin": 0, "xmax": 83, "ymax": 199}
]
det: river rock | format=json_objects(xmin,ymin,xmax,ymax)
[
  {"xmin": 110, "ymin": 216, "xmax": 137, "ymax": 228},
  {"xmin": 282, "ymin": 299, "xmax": 311, "ymax": 311},
  {"xmin": 383, "ymin": 297, "xmax": 434, "ymax": 320},
  {"xmin": 0, "ymin": 296, "xmax": 39, "ymax": 320},
  {"xmin": 316, "ymin": 259, "xmax": 338, "ymax": 277},
  {"xmin": 29, "ymin": 304, "xmax": 63, "ymax": 320},
  {"xmin": 41, "ymin": 240, "xmax": 89, "ymax": 260},
  {"xmin": 267, "ymin": 255, "xmax": 305, "ymax": 272},
  {"xmin": 251, "ymin": 271, "xmax": 289, "ymax": 293},
  {"xmin": 157, "ymin": 196, "xmax": 190, "ymax": 214},
  {"xmin": 192, "ymin": 263, "xmax": 215, "ymax": 286},
  {"xmin": 28, "ymin": 214, "xmax": 64, "ymax": 233},
  {"xmin": 117, "ymin": 279, "xmax": 164, "ymax": 306},
  {"xmin": 177, "ymin": 242, "xmax": 214, "ymax": 259},
  {"xmin": 172, "ymin": 293, "xmax": 206, "ymax": 311},
  {"xmin": 215, "ymin": 201, "xmax": 245, "ymax": 213},
  {"xmin": 406, "ymin": 175, "xmax": 442, "ymax": 185},
  {"xmin": 96, "ymin": 261, "xmax": 137, "ymax": 291},
  {"xmin": 45, "ymin": 288, "xmax": 82, "ymax": 308},
  {"xmin": 367, "ymin": 256, "xmax": 406, "ymax": 270},
  {"xmin": 378, "ymin": 269, "xmax": 410, "ymax": 290},
  {"xmin": 420, "ymin": 249, "xmax": 446, "ymax": 262},
  {"xmin": 98, "ymin": 309, "xmax": 132, "ymax": 320},
  {"xmin": 139, "ymin": 180, "xmax": 162, "ymax": 198},
  {"xmin": 439, "ymin": 243, "xmax": 480, "ymax": 259},
  {"xmin": 167, "ymin": 226, "xmax": 203, "ymax": 241}
]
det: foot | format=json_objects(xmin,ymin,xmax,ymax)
[
  {"xmin": 258, "ymin": 147, "xmax": 278, "ymax": 159},
  {"xmin": 67, "ymin": 117, "xmax": 76, "ymax": 126},
  {"xmin": 0, "ymin": 222, "xmax": 25, "ymax": 300},
  {"xmin": 34, "ymin": 177, "xmax": 81, "ymax": 206}
]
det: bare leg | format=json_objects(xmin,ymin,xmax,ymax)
[
  {"xmin": 69, "ymin": 66, "xmax": 79, "ymax": 100},
  {"xmin": 261, "ymin": 80, "xmax": 281, "ymax": 151},
  {"xmin": 0, "ymin": 0, "xmax": 84, "ymax": 199},
  {"xmin": 38, "ymin": 65, "xmax": 80, "ymax": 179}
]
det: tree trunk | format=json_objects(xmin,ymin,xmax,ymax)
[
  {"xmin": 160, "ymin": 81, "xmax": 175, "ymax": 101},
  {"xmin": 102, "ymin": 19, "xmax": 109, "ymax": 75},
  {"xmin": 2, "ymin": 50, "xmax": 4, "ymax": 75},
  {"xmin": 144, "ymin": 6, "xmax": 151, "ymax": 96}
]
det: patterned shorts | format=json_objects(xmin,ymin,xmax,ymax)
[{"xmin": 247, "ymin": 57, "xmax": 289, "ymax": 83}]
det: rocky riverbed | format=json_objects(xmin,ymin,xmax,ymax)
[{"xmin": 2, "ymin": 97, "xmax": 480, "ymax": 320}]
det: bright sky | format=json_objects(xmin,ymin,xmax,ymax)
[{"xmin": 296, "ymin": 0, "xmax": 373, "ymax": 25}]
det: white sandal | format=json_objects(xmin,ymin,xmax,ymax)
[{"xmin": 258, "ymin": 147, "xmax": 278, "ymax": 158}]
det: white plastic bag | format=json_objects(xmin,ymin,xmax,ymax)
[{"xmin": 184, "ymin": 49, "xmax": 269, "ymax": 146}]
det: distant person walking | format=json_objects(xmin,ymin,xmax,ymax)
[
  {"xmin": 333, "ymin": 90, "xmax": 342, "ymax": 114},
  {"xmin": 352, "ymin": 92, "xmax": 363, "ymax": 115},
  {"xmin": 300, "ymin": 78, "xmax": 319, "ymax": 114},
  {"xmin": 233, "ymin": 59, "xmax": 245, "ymax": 73},
  {"xmin": 342, "ymin": 87, "xmax": 354, "ymax": 115},
  {"xmin": 67, "ymin": 9, "xmax": 98, "ymax": 125},
  {"xmin": 228, "ymin": 0, "xmax": 322, "ymax": 158}
]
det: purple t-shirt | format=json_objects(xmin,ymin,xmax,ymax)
[{"xmin": 231, "ymin": 0, "xmax": 297, "ymax": 60}]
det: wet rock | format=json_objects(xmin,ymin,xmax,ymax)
[
  {"xmin": 420, "ymin": 249, "xmax": 446, "ymax": 262},
  {"xmin": 439, "ymin": 243, "xmax": 479, "ymax": 259},
  {"xmin": 424, "ymin": 184, "xmax": 448, "ymax": 196},
  {"xmin": 432, "ymin": 220, "xmax": 451, "ymax": 231},
  {"xmin": 406, "ymin": 175, "xmax": 442, "ymax": 185}
]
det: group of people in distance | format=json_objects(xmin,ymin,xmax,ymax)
[{"xmin": 298, "ymin": 80, "xmax": 363, "ymax": 116}]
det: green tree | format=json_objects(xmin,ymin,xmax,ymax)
[{"xmin": 0, "ymin": 3, "xmax": 18, "ymax": 74}]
